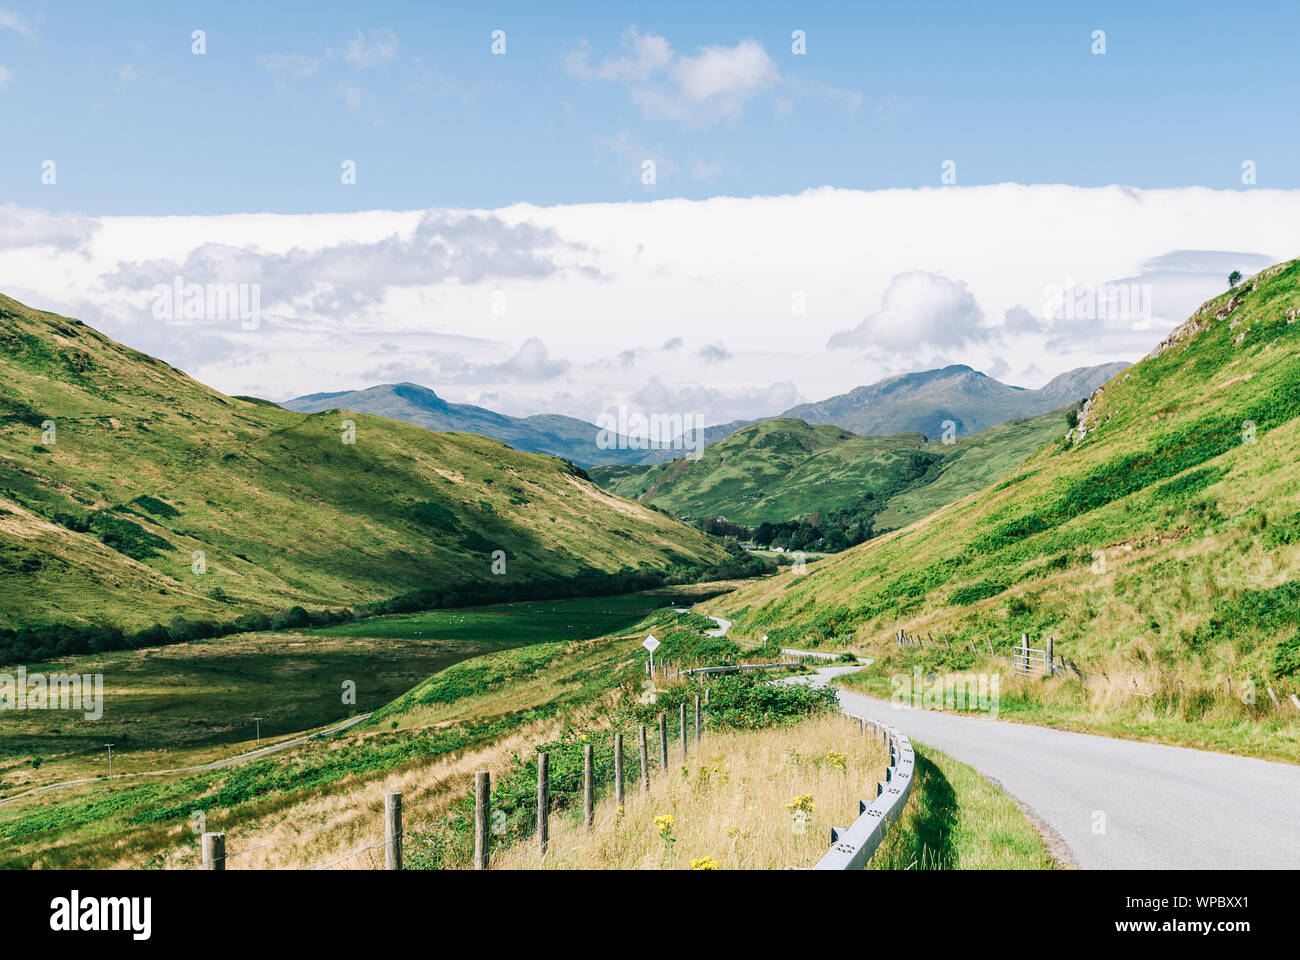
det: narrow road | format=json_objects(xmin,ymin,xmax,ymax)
[
  {"xmin": 792, "ymin": 665, "xmax": 1300, "ymax": 869},
  {"xmin": 697, "ymin": 613, "xmax": 869, "ymax": 663},
  {"xmin": 0, "ymin": 712, "xmax": 372, "ymax": 808}
]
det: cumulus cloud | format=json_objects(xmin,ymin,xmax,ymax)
[
  {"xmin": 569, "ymin": 30, "xmax": 779, "ymax": 127},
  {"xmin": 0, "ymin": 203, "xmax": 98, "ymax": 252},
  {"xmin": 450, "ymin": 338, "xmax": 570, "ymax": 384},
  {"xmin": 661, "ymin": 336, "xmax": 683, "ymax": 350},
  {"xmin": 101, "ymin": 212, "xmax": 584, "ymax": 316},
  {"xmin": 828, "ymin": 271, "xmax": 988, "ymax": 353}
]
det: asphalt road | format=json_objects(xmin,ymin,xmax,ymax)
[{"xmin": 795, "ymin": 665, "xmax": 1300, "ymax": 869}]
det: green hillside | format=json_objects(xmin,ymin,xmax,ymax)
[
  {"xmin": 706, "ymin": 260, "xmax": 1300, "ymax": 704},
  {"xmin": 590, "ymin": 419, "xmax": 938, "ymax": 527},
  {"xmin": 590, "ymin": 411, "xmax": 1070, "ymax": 542},
  {"xmin": 872, "ymin": 411, "xmax": 1073, "ymax": 530},
  {"xmin": 0, "ymin": 294, "xmax": 734, "ymax": 632}
]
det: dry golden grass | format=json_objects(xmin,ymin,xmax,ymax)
[
  {"xmin": 494, "ymin": 713, "xmax": 888, "ymax": 870},
  {"xmin": 150, "ymin": 714, "xmax": 569, "ymax": 870}
]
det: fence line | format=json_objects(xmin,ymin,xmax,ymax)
[{"xmin": 196, "ymin": 695, "xmax": 708, "ymax": 871}]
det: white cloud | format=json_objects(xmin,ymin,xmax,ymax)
[
  {"xmin": 570, "ymin": 30, "xmax": 779, "ymax": 127},
  {"xmin": 344, "ymin": 28, "xmax": 398, "ymax": 68},
  {"xmin": 828, "ymin": 271, "xmax": 987, "ymax": 353},
  {"xmin": 115, "ymin": 64, "xmax": 143, "ymax": 84},
  {"xmin": 0, "ymin": 203, "xmax": 98, "ymax": 252},
  {"xmin": 6, "ymin": 184, "xmax": 1300, "ymax": 417},
  {"xmin": 455, "ymin": 338, "xmax": 569, "ymax": 384},
  {"xmin": 0, "ymin": 7, "xmax": 33, "ymax": 42},
  {"xmin": 100, "ymin": 212, "xmax": 583, "ymax": 319}
]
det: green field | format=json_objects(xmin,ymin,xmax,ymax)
[{"xmin": 0, "ymin": 592, "xmax": 701, "ymax": 799}]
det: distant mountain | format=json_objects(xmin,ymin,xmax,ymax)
[
  {"xmin": 284, "ymin": 383, "xmax": 637, "ymax": 467},
  {"xmin": 282, "ymin": 363, "xmax": 1124, "ymax": 469},
  {"xmin": 284, "ymin": 383, "xmax": 753, "ymax": 467},
  {"xmin": 780, "ymin": 362, "xmax": 1129, "ymax": 438}
]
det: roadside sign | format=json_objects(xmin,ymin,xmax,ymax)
[{"xmin": 643, "ymin": 634, "xmax": 660, "ymax": 677}]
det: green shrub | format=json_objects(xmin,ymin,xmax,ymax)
[{"xmin": 949, "ymin": 579, "xmax": 1009, "ymax": 605}]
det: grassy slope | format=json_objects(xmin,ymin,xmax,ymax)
[
  {"xmin": 706, "ymin": 261, "xmax": 1300, "ymax": 747},
  {"xmin": 872, "ymin": 411, "xmax": 1070, "ymax": 530},
  {"xmin": 591, "ymin": 418, "xmax": 941, "ymax": 526},
  {"xmin": 0, "ymin": 294, "xmax": 730, "ymax": 628},
  {"xmin": 592, "ymin": 412, "xmax": 1069, "ymax": 532}
]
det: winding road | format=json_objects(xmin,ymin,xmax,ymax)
[
  {"xmin": 695, "ymin": 611, "xmax": 1300, "ymax": 869},
  {"xmin": 795, "ymin": 664, "xmax": 1300, "ymax": 869}
]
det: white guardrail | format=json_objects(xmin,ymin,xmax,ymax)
[{"xmin": 812, "ymin": 715, "xmax": 915, "ymax": 870}]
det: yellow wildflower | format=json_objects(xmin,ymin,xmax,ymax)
[
  {"xmin": 785, "ymin": 793, "xmax": 815, "ymax": 813},
  {"xmin": 690, "ymin": 855, "xmax": 720, "ymax": 870}
]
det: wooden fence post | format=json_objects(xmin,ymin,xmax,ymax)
[
  {"xmin": 694, "ymin": 695, "xmax": 701, "ymax": 744},
  {"xmin": 1045, "ymin": 636, "xmax": 1055, "ymax": 677},
  {"xmin": 583, "ymin": 744, "xmax": 594, "ymax": 832},
  {"xmin": 201, "ymin": 832, "xmax": 225, "ymax": 871},
  {"xmin": 384, "ymin": 791, "xmax": 402, "ymax": 871},
  {"xmin": 680, "ymin": 702, "xmax": 688, "ymax": 759},
  {"xmin": 474, "ymin": 770, "xmax": 491, "ymax": 870},
  {"xmin": 537, "ymin": 751, "xmax": 549, "ymax": 859},
  {"xmin": 614, "ymin": 734, "xmax": 624, "ymax": 809},
  {"xmin": 658, "ymin": 713, "xmax": 668, "ymax": 771},
  {"xmin": 639, "ymin": 724, "xmax": 649, "ymax": 792}
]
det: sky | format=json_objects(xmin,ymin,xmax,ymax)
[{"xmin": 2, "ymin": 1, "xmax": 1298, "ymax": 429}]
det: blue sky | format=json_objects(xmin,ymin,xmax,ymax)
[
  {"xmin": 3, "ymin": 0, "xmax": 1296, "ymax": 215},
  {"xmin": 2, "ymin": 1, "xmax": 1295, "ymax": 427}
]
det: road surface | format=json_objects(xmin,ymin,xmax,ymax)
[{"xmin": 792, "ymin": 665, "xmax": 1300, "ymax": 869}]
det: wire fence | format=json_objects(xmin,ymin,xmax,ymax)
[{"xmin": 190, "ymin": 693, "xmax": 713, "ymax": 871}]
